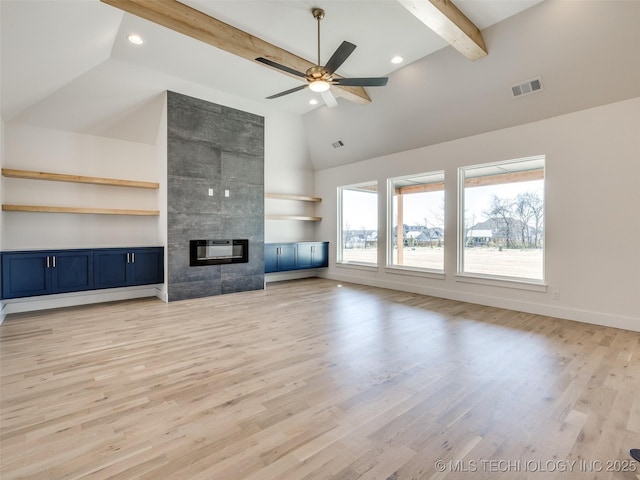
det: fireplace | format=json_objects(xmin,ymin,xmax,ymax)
[{"xmin": 190, "ymin": 239, "xmax": 249, "ymax": 266}]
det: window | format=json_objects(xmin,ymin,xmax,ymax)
[
  {"xmin": 459, "ymin": 156, "xmax": 545, "ymax": 281},
  {"xmin": 338, "ymin": 182, "xmax": 378, "ymax": 265},
  {"xmin": 388, "ymin": 172, "xmax": 445, "ymax": 271}
]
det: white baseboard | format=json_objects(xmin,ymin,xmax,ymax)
[
  {"xmin": 265, "ymin": 270, "xmax": 321, "ymax": 283},
  {"xmin": 154, "ymin": 286, "xmax": 168, "ymax": 302},
  {"xmin": 0, "ymin": 302, "xmax": 7, "ymax": 326},
  {"xmin": 0, "ymin": 285, "xmax": 164, "ymax": 318},
  {"xmin": 321, "ymin": 271, "xmax": 640, "ymax": 333}
]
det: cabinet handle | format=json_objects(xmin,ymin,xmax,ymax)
[
  {"xmin": 311, "ymin": 246, "xmax": 315, "ymax": 253},
  {"xmin": 127, "ymin": 253, "xmax": 130, "ymax": 263},
  {"xmin": 131, "ymin": 252, "xmax": 135, "ymax": 263},
  {"xmin": 46, "ymin": 256, "xmax": 50, "ymax": 268},
  {"xmin": 52, "ymin": 256, "xmax": 56, "ymax": 268}
]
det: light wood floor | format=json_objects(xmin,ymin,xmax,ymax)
[{"xmin": 1, "ymin": 279, "xmax": 639, "ymax": 480}]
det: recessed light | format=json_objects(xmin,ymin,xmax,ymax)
[
  {"xmin": 391, "ymin": 55, "xmax": 404, "ymax": 64},
  {"xmin": 309, "ymin": 98, "xmax": 319, "ymax": 105},
  {"xmin": 127, "ymin": 34, "xmax": 144, "ymax": 45}
]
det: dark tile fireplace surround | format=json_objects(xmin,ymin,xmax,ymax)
[{"xmin": 167, "ymin": 92, "xmax": 265, "ymax": 301}]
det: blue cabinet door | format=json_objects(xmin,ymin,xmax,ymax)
[
  {"xmin": 52, "ymin": 251, "xmax": 94, "ymax": 293},
  {"xmin": 278, "ymin": 244, "xmax": 296, "ymax": 271},
  {"xmin": 296, "ymin": 243, "xmax": 314, "ymax": 269},
  {"xmin": 264, "ymin": 244, "xmax": 280, "ymax": 273},
  {"xmin": 1, "ymin": 252, "xmax": 52, "ymax": 299},
  {"xmin": 311, "ymin": 242, "xmax": 329, "ymax": 268},
  {"xmin": 129, "ymin": 248, "xmax": 164, "ymax": 286},
  {"xmin": 94, "ymin": 250, "xmax": 129, "ymax": 289}
]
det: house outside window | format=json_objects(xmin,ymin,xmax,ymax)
[
  {"xmin": 338, "ymin": 182, "xmax": 378, "ymax": 265},
  {"xmin": 459, "ymin": 156, "xmax": 545, "ymax": 282},
  {"xmin": 388, "ymin": 172, "xmax": 444, "ymax": 271}
]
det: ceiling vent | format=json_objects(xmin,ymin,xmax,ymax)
[
  {"xmin": 331, "ymin": 140, "xmax": 345, "ymax": 149},
  {"xmin": 511, "ymin": 77, "xmax": 543, "ymax": 98}
]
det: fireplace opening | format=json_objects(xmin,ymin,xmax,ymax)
[{"xmin": 190, "ymin": 239, "xmax": 249, "ymax": 266}]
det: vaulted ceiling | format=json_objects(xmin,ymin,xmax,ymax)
[{"xmin": 2, "ymin": 1, "xmax": 639, "ymax": 170}]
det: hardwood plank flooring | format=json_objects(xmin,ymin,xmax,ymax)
[{"xmin": 1, "ymin": 278, "xmax": 639, "ymax": 479}]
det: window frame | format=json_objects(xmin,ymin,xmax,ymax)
[
  {"xmin": 457, "ymin": 155, "xmax": 546, "ymax": 289},
  {"xmin": 386, "ymin": 171, "xmax": 446, "ymax": 276},
  {"xmin": 337, "ymin": 181, "xmax": 379, "ymax": 267}
]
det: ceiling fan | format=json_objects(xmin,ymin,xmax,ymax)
[{"xmin": 256, "ymin": 8, "xmax": 388, "ymax": 103}]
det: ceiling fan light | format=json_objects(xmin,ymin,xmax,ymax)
[{"xmin": 309, "ymin": 80, "xmax": 330, "ymax": 93}]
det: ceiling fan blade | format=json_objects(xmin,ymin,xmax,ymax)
[
  {"xmin": 266, "ymin": 84, "xmax": 307, "ymax": 99},
  {"xmin": 333, "ymin": 77, "xmax": 389, "ymax": 87},
  {"xmin": 323, "ymin": 41, "xmax": 356, "ymax": 76},
  {"xmin": 255, "ymin": 57, "xmax": 306, "ymax": 78},
  {"xmin": 321, "ymin": 90, "xmax": 338, "ymax": 108}
]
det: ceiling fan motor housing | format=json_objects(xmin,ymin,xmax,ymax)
[{"xmin": 306, "ymin": 65, "xmax": 329, "ymax": 81}]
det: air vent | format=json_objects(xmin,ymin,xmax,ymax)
[
  {"xmin": 331, "ymin": 140, "xmax": 345, "ymax": 149},
  {"xmin": 511, "ymin": 77, "xmax": 543, "ymax": 98}
]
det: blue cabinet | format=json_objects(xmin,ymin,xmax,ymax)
[
  {"xmin": 265, "ymin": 244, "xmax": 296, "ymax": 273},
  {"xmin": 265, "ymin": 242, "xmax": 328, "ymax": 273},
  {"xmin": 296, "ymin": 242, "xmax": 328, "ymax": 269},
  {"xmin": 94, "ymin": 248, "xmax": 164, "ymax": 289},
  {"xmin": 1, "ymin": 250, "xmax": 93, "ymax": 299},
  {"xmin": 1, "ymin": 247, "xmax": 163, "ymax": 299}
]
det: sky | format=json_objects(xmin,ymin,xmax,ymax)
[{"xmin": 342, "ymin": 180, "xmax": 544, "ymax": 231}]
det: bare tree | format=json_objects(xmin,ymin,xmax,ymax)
[
  {"xmin": 429, "ymin": 197, "xmax": 446, "ymax": 230},
  {"xmin": 486, "ymin": 195, "xmax": 516, "ymax": 248},
  {"xmin": 515, "ymin": 191, "xmax": 544, "ymax": 248},
  {"xmin": 516, "ymin": 193, "xmax": 534, "ymax": 247},
  {"xmin": 527, "ymin": 193, "xmax": 544, "ymax": 248},
  {"xmin": 344, "ymin": 221, "xmax": 351, "ymax": 248}
]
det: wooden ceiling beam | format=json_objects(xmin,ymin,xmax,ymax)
[
  {"xmin": 396, "ymin": 0, "xmax": 487, "ymax": 61},
  {"xmin": 465, "ymin": 169, "xmax": 544, "ymax": 188},
  {"xmin": 395, "ymin": 182, "xmax": 444, "ymax": 195},
  {"xmin": 394, "ymin": 169, "xmax": 544, "ymax": 194},
  {"xmin": 100, "ymin": 0, "xmax": 371, "ymax": 105}
]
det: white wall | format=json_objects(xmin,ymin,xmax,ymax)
[
  {"xmin": 155, "ymin": 92, "xmax": 168, "ymax": 301},
  {"xmin": 0, "ymin": 118, "xmax": 5, "ymax": 252},
  {"xmin": 315, "ymin": 97, "xmax": 640, "ymax": 332},
  {"xmin": 264, "ymin": 110, "xmax": 316, "ymax": 243},
  {"xmin": 0, "ymin": 119, "xmax": 5, "ymax": 322},
  {"xmin": 2, "ymin": 123, "xmax": 162, "ymax": 249}
]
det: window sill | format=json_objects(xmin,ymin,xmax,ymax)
[
  {"xmin": 455, "ymin": 274, "xmax": 547, "ymax": 292},
  {"xmin": 336, "ymin": 262, "xmax": 378, "ymax": 272},
  {"xmin": 385, "ymin": 266, "xmax": 445, "ymax": 280}
]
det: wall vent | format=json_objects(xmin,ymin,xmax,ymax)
[
  {"xmin": 331, "ymin": 140, "xmax": 345, "ymax": 149},
  {"xmin": 511, "ymin": 77, "xmax": 543, "ymax": 98}
]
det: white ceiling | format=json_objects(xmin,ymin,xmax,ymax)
[{"xmin": 2, "ymin": 0, "xmax": 640, "ymax": 170}]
